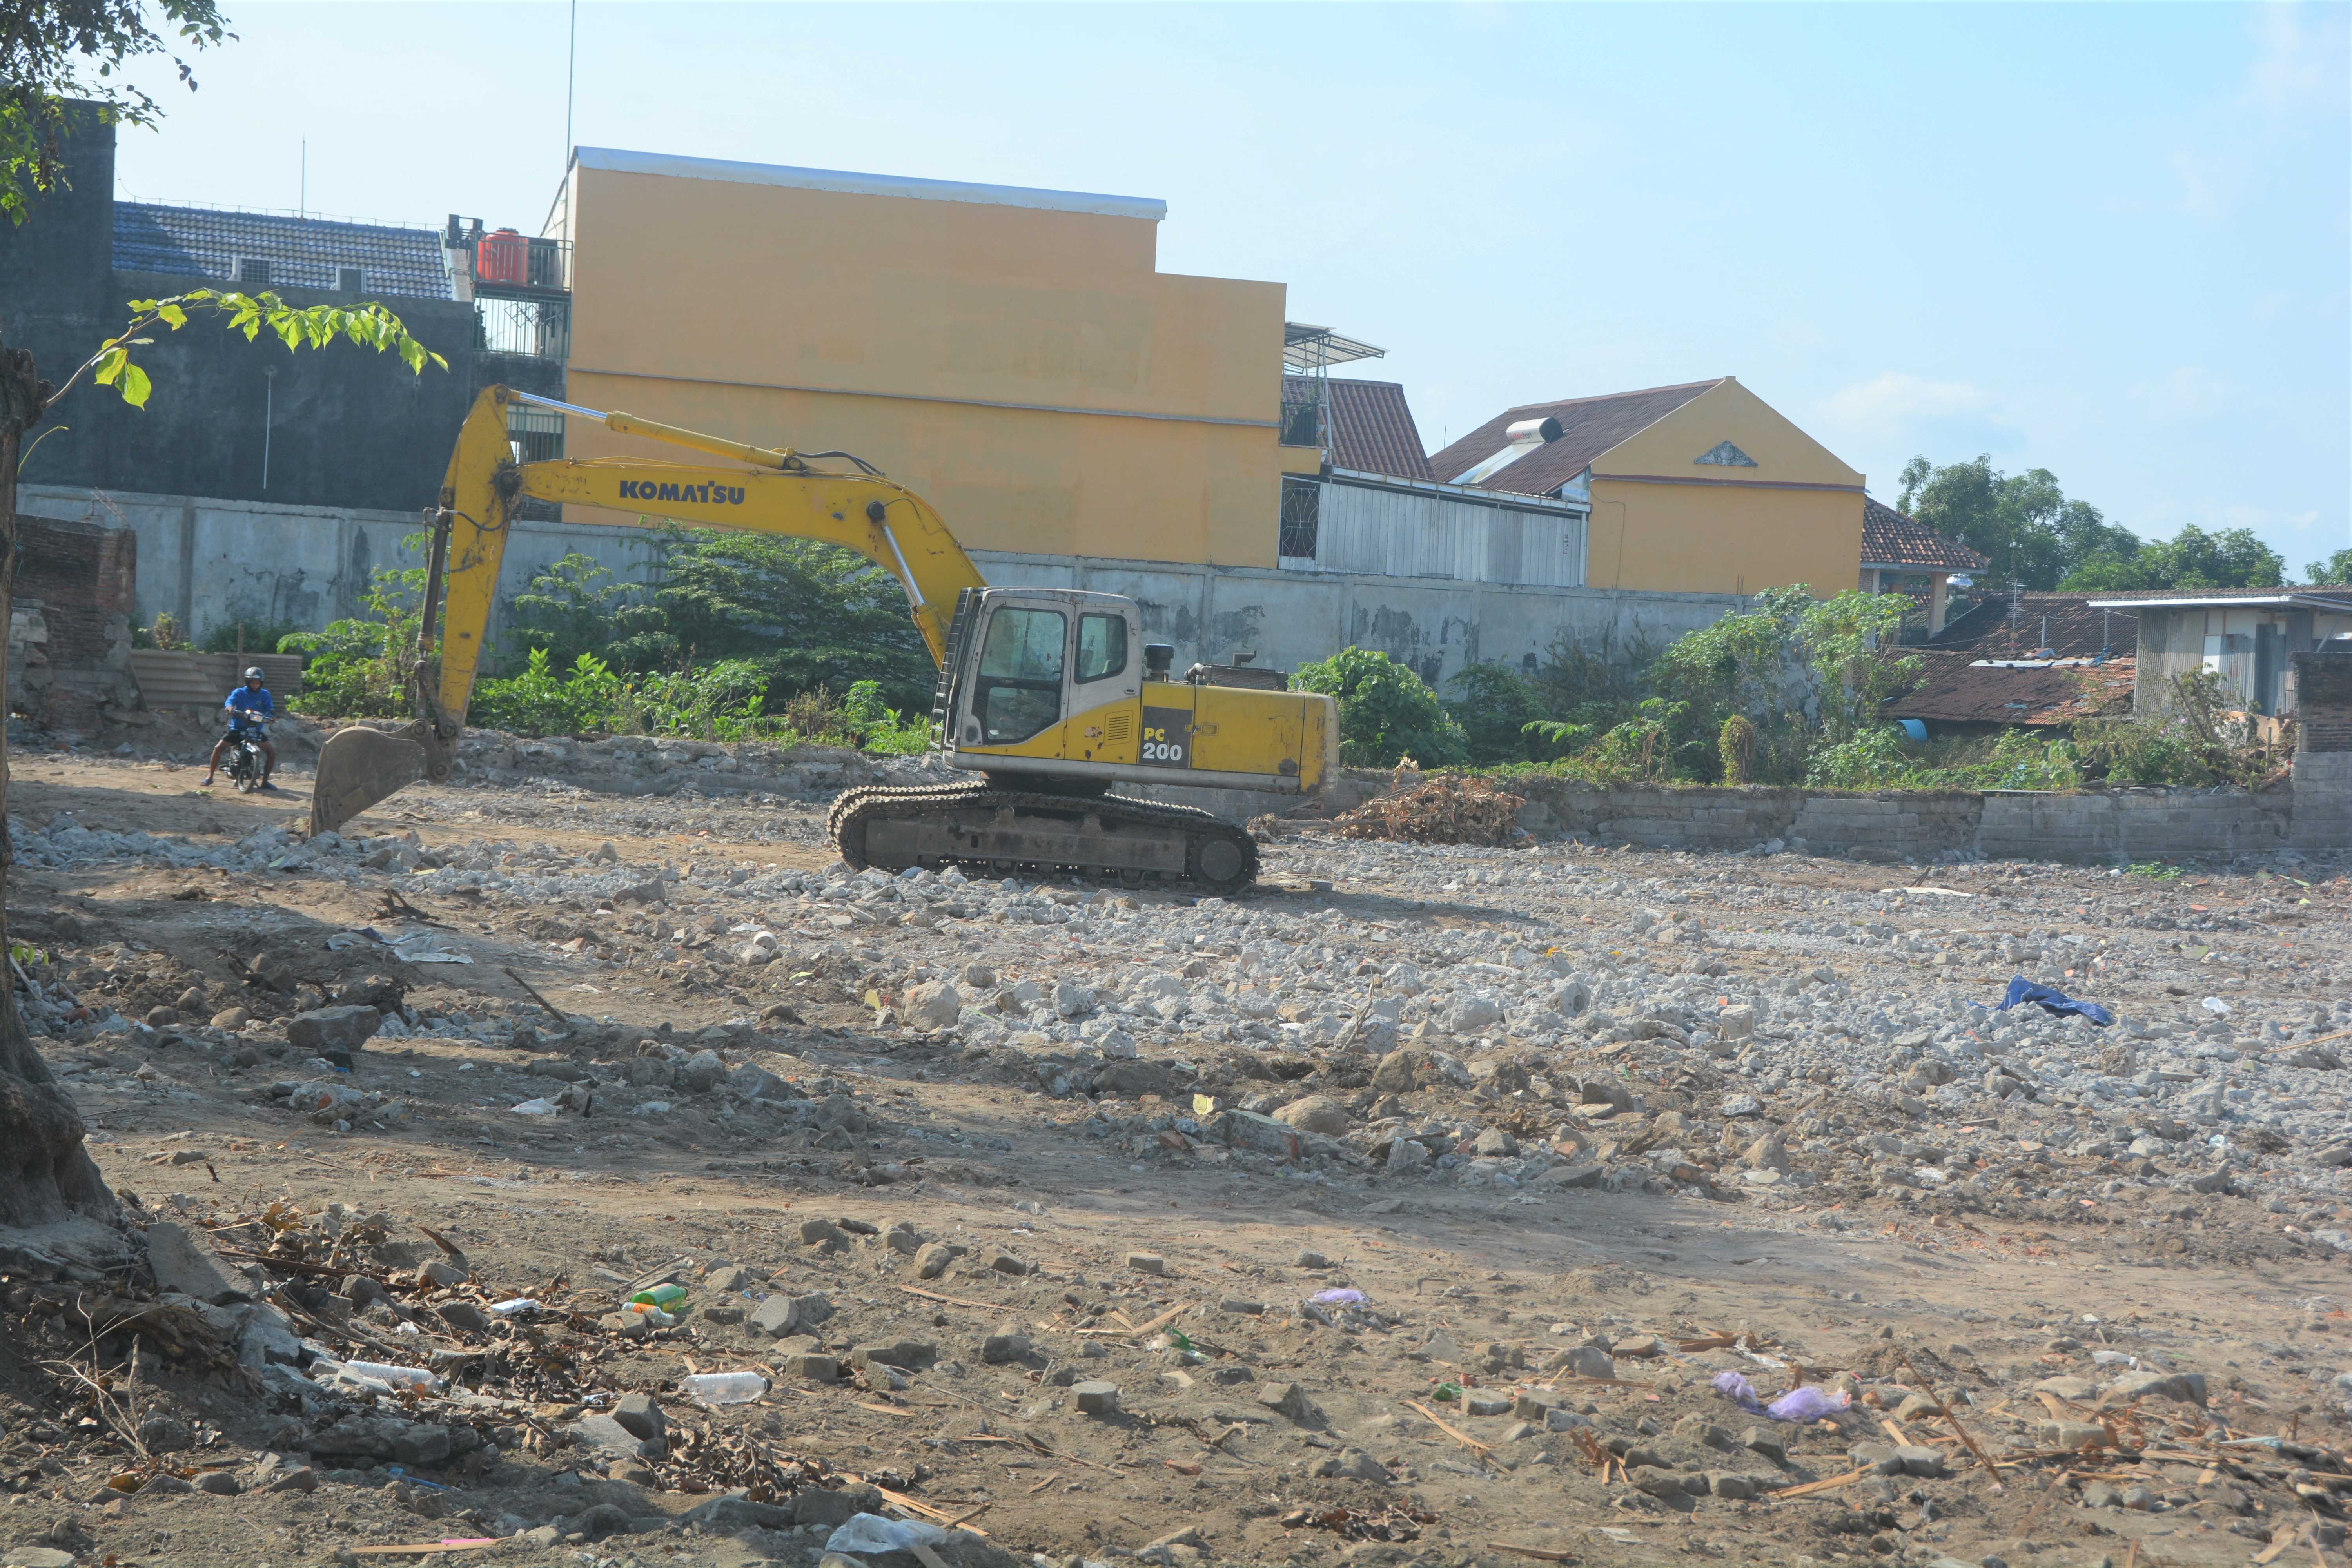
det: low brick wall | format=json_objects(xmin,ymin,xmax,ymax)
[{"xmin": 1502, "ymin": 773, "xmax": 2337, "ymax": 863}]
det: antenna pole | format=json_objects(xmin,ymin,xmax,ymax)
[
  {"xmin": 299, "ymin": 139, "xmax": 305, "ymax": 217},
  {"xmin": 565, "ymin": 0, "xmax": 578, "ymax": 169}
]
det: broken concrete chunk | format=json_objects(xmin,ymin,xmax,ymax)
[
  {"xmin": 749, "ymin": 1292, "xmax": 834, "ymax": 1338},
  {"xmin": 287, "ymin": 1004, "xmax": 379, "ymax": 1055},
  {"xmin": 1072, "ymin": 1380, "xmax": 1121, "ymax": 1415},
  {"xmin": 143, "ymin": 1220, "xmax": 252, "ymax": 1305}
]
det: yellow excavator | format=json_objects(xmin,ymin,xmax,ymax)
[{"xmin": 309, "ymin": 385, "xmax": 1338, "ymax": 893}]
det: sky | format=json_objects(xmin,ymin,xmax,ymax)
[{"xmin": 107, "ymin": 2, "xmax": 2352, "ymax": 575}]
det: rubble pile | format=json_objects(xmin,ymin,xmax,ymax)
[{"xmin": 1, "ymin": 746, "xmax": 2348, "ymax": 1566}]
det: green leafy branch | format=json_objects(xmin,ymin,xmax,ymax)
[{"xmin": 56, "ymin": 288, "xmax": 447, "ymax": 412}]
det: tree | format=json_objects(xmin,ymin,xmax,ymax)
[
  {"xmin": 2303, "ymin": 547, "xmax": 2352, "ymax": 587},
  {"xmin": 1898, "ymin": 454, "xmax": 2138, "ymax": 590},
  {"xmin": 652, "ymin": 530, "xmax": 937, "ymax": 715},
  {"xmin": 2059, "ymin": 524, "xmax": 2284, "ymax": 592},
  {"xmin": 0, "ymin": 290, "xmax": 440, "ymax": 1231},
  {"xmin": 1798, "ymin": 589, "xmax": 1918, "ymax": 743},
  {"xmin": 3, "ymin": 0, "xmax": 231, "ymax": 223}
]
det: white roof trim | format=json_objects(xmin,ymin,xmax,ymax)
[
  {"xmin": 573, "ymin": 147, "xmax": 1165, "ymax": 221},
  {"xmin": 2085, "ymin": 592, "xmax": 2352, "ymax": 610}
]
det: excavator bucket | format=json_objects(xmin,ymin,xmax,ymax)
[{"xmin": 310, "ymin": 722, "xmax": 442, "ymax": 835}]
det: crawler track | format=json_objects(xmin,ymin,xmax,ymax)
[{"xmin": 829, "ymin": 780, "xmax": 1260, "ymax": 895}]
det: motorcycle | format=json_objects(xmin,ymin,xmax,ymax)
[{"xmin": 225, "ymin": 723, "xmax": 270, "ymax": 793}]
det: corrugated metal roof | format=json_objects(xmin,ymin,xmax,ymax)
[
  {"xmin": 2082, "ymin": 586, "xmax": 2352, "ymax": 609},
  {"xmin": 113, "ymin": 203, "xmax": 452, "ymax": 299},
  {"xmin": 1883, "ymin": 648, "xmax": 2133, "ymax": 726},
  {"xmin": 1928, "ymin": 593, "xmax": 2138, "ymax": 659},
  {"xmin": 1425, "ymin": 379, "xmax": 1726, "ymax": 498}
]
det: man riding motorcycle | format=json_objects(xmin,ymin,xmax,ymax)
[{"xmin": 204, "ymin": 666, "xmax": 277, "ymax": 790}]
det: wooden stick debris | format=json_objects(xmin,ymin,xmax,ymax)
[
  {"xmin": 502, "ymin": 965, "xmax": 571, "ymax": 1025},
  {"xmin": 1899, "ymin": 1350, "xmax": 2002, "ymax": 1490},
  {"xmin": 1770, "ymin": 1466, "xmax": 1869, "ymax": 1501},
  {"xmin": 1403, "ymin": 1399, "xmax": 1492, "ymax": 1458},
  {"xmin": 1486, "ymin": 1545, "xmax": 1578, "ymax": 1563},
  {"xmin": 899, "ymin": 1283, "xmax": 1000, "ymax": 1312}
]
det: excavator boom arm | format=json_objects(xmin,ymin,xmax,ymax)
[
  {"xmin": 312, "ymin": 384, "xmax": 985, "ymax": 833},
  {"xmin": 433, "ymin": 385, "xmax": 983, "ymax": 730}
]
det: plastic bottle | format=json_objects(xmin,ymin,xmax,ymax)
[
  {"xmin": 625, "ymin": 1304, "xmax": 679, "ymax": 1327},
  {"xmin": 343, "ymin": 1361, "xmax": 440, "ymax": 1391},
  {"xmin": 681, "ymin": 1371, "xmax": 769, "ymax": 1406},
  {"xmin": 630, "ymin": 1284, "xmax": 687, "ymax": 1311}
]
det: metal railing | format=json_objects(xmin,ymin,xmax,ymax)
[{"xmin": 475, "ymin": 296, "xmax": 570, "ymax": 361}]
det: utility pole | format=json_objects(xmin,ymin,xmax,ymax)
[{"xmin": 565, "ymin": 0, "xmax": 578, "ymax": 170}]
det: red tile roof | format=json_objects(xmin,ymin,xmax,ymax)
[
  {"xmin": 1281, "ymin": 376, "xmax": 1434, "ymax": 482},
  {"xmin": 1883, "ymin": 650, "xmax": 2135, "ymax": 727},
  {"xmin": 1424, "ymin": 379, "xmax": 1726, "ymax": 498},
  {"xmin": 1861, "ymin": 497, "xmax": 1986, "ymax": 573}
]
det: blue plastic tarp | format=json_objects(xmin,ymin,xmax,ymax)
[{"xmin": 1977, "ymin": 975, "xmax": 2113, "ymax": 1027}]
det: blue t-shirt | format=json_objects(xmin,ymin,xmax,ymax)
[{"xmin": 226, "ymin": 686, "xmax": 274, "ymax": 728}]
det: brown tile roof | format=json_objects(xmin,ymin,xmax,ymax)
[
  {"xmin": 1861, "ymin": 497, "xmax": 1986, "ymax": 572},
  {"xmin": 1425, "ymin": 379, "xmax": 1726, "ymax": 498},
  {"xmin": 1928, "ymin": 592, "xmax": 2138, "ymax": 659},
  {"xmin": 1281, "ymin": 376, "xmax": 1434, "ymax": 482},
  {"xmin": 1882, "ymin": 649, "xmax": 2135, "ymax": 727}
]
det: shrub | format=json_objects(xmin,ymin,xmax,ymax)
[
  {"xmin": 1292, "ymin": 648, "xmax": 1468, "ymax": 768},
  {"xmin": 1718, "ymin": 715, "xmax": 1757, "ymax": 784},
  {"xmin": 473, "ymin": 649, "xmax": 624, "ymax": 737},
  {"xmin": 1445, "ymin": 662, "xmax": 1543, "ymax": 764}
]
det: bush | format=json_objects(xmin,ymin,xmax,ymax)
[
  {"xmin": 1804, "ymin": 726, "xmax": 1913, "ymax": 789},
  {"xmin": 1445, "ymin": 663, "xmax": 1543, "ymax": 764},
  {"xmin": 473, "ymin": 649, "xmax": 626, "ymax": 737},
  {"xmin": 283, "ymin": 544, "xmax": 430, "ymax": 720},
  {"xmin": 1292, "ymin": 648, "xmax": 1468, "ymax": 768}
]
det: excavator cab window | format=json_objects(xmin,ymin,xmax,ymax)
[
  {"xmin": 1076, "ymin": 613, "xmax": 1128, "ymax": 683},
  {"xmin": 975, "ymin": 606, "xmax": 1066, "ymax": 744}
]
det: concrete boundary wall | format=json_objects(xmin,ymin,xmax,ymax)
[
  {"xmin": 969, "ymin": 549, "xmax": 1742, "ymax": 691},
  {"xmin": 17, "ymin": 486, "xmax": 1753, "ymax": 695},
  {"xmin": 18, "ymin": 484, "xmax": 661, "ymax": 659},
  {"xmin": 1505, "ymin": 755, "xmax": 2344, "ymax": 861}
]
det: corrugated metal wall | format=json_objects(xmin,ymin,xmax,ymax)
[{"xmin": 1284, "ymin": 478, "xmax": 1587, "ymax": 587}]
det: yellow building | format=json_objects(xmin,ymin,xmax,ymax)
[
  {"xmin": 541, "ymin": 148, "xmax": 1317, "ymax": 566},
  {"xmin": 1425, "ymin": 377, "xmax": 1868, "ymax": 598}
]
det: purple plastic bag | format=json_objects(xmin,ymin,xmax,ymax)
[
  {"xmin": 1310, "ymin": 1288, "xmax": 1368, "ymax": 1305},
  {"xmin": 1765, "ymin": 1385, "xmax": 1850, "ymax": 1422},
  {"xmin": 1711, "ymin": 1371, "xmax": 1764, "ymax": 1414}
]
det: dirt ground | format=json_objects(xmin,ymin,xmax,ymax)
[{"xmin": 3, "ymin": 747, "xmax": 2348, "ymax": 1568}]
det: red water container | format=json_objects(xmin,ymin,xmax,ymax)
[{"xmin": 475, "ymin": 228, "xmax": 526, "ymax": 285}]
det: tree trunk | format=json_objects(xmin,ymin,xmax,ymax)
[{"xmin": 0, "ymin": 331, "xmax": 119, "ymax": 1230}]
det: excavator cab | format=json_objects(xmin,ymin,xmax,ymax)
[{"xmin": 932, "ymin": 588, "xmax": 1144, "ymax": 777}]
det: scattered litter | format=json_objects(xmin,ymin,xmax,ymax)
[
  {"xmin": 826, "ymin": 1514, "xmax": 950, "ymax": 1555},
  {"xmin": 387, "ymin": 930, "xmax": 473, "ymax": 964},
  {"xmin": 1764, "ymin": 1385, "xmax": 1849, "ymax": 1422},
  {"xmin": 339, "ymin": 1361, "xmax": 440, "ymax": 1392},
  {"xmin": 510, "ymin": 1098, "xmax": 558, "ymax": 1116},
  {"xmin": 1279, "ymin": 1503, "xmax": 1436, "ymax": 1542},
  {"xmin": 1975, "ymin": 975, "xmax": 2112, "ymax": 1027},
  {"xmin": 1710, "ymin": 1370, "xmax": 1764, "ymax": 1414},
  {"xmin": 486, "ymin": 1298, "xmax": 542, "ymax": 1317},
  {"xmin": 2201, "ymin": 996, "xmax": 2232, "ymax": 1016},
  {"xmin": 1311, "ymin": 1288, "xmax": 1369, "ymax": 1305},
  {"xmin": 682, "ymin": 1371, "xmax": 769, "ymax": 1406}
]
